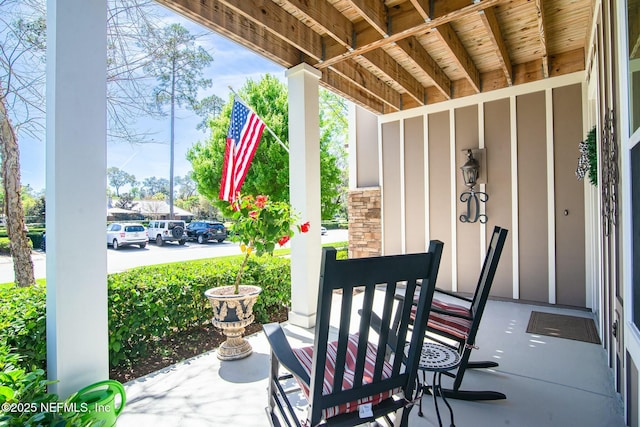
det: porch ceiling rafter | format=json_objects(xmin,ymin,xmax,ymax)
[
  {"xmin": 158, "ymin": 0, "xmax": 593, "ymax": 114},
  {"xmin": 479, "ymin": 7, "xmax": 513, "ymax": 86}
]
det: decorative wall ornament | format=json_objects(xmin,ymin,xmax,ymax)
[
  {"xmin": 576, "ymin": 126, "xmax": 598, "ymax": 186},
  {"xmin": 601, "ymin": 109, "xmax": 618, "ymax": 236},
  {"xmin": 459, "ymin": 149, "xmax": 489, "ymax": 224}
]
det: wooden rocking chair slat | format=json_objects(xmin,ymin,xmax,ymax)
[{"xmin": 265, "ymin": 241, "xmax": 444, "ymax": 426}]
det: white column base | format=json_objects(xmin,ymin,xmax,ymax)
[{"xmin": 287, "ymin": 311, "xmax": 317, "ymax": 329}]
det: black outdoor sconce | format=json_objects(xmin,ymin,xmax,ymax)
[{"xmin": 459, "ymin": 149, "xmax": 488, "ymax": 223}]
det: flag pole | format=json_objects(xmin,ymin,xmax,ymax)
[{"xmin": 228, "ymin": 86, "xmax": 289, "ymax": 153}]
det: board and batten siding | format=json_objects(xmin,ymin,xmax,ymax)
[{"xmin": 376, "ymin": 77, "xmax": 586, "ymax": 306}]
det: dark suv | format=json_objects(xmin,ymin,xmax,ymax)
[{"xmin": 185, "ymin": 221, "xmax": 227, "ymax": 244}]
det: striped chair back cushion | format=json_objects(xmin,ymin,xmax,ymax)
[
  {"xmin": 292, "ymin": 333, "xmax": 401, "ymax": 420},
  {"xmin": 411, "ymin": 297, "xmax": 472, "ymax": 340}
]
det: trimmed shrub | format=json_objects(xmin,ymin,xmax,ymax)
[
  {"xmin": 0, "ymin": 285, "xmax": 47, "ymax": 370},
  {"xmin": 0, "ymin": 238, "xmax": 10, "ymax": 255},
  {"xmin": 0, "ymin": 229, "xmax": 44, "ymax": 254},
  {"xmin": 0, "ymin": 237, "xmax": 34, "ymax": 255},
  {"xmin": 0, "ymin": 255, "xmax": 292, "ymax": 369},
  {"xmin": 0, "ymin": 338, "xmax": 86, "ymax": 426},
  {"xmin": 107, "ymin": 255, "xmax": 290, "ymax": 367}
]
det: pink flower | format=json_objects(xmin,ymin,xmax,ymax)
[
  {"xmin": 255, "ymin": 195, "xmax": 268, "ymax": 208},
  {"xmin": 249, "ymin": 210, "xmax": 258, "ymax": 220},
  {"xmin": 278, "ymin": 235, "xmax": 290, "ymax": 246},
  {"xmin": 299, "ymin": 222, "xmax": 310, "ymax": 233}
]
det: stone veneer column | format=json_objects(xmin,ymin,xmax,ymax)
[{"xmin": 348, "ymin": 187, "xmax": 382, "ymax": 258}]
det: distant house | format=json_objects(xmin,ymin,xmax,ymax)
[{"xmin": 130, "ymin": 200, "xmax": 194, "ymax": 221}]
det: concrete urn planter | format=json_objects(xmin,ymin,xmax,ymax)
[{"xmin": 204, "ymin": 285, "xmax": 262, "ymax": 361}]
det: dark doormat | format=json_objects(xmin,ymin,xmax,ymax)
[{"xmin": 526, "ymin": 311, "xmax": 601, "ymax": 344}]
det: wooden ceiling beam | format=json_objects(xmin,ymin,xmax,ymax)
[
  {"xmin": 407, "ymin": 0, "xmax": 431, "ymax": 21},
  {"xmin": 360, "ymin": 49, "xmax": 426, "ymax": 104},
  {"xmin": 394, "ymin": 36, "xmax": 451, "ymax": 99},
  {"xmin": 273, "ymin": 0, "xmax": 354, "ymax": 50},
  {"xmin": 155, "ymin": 0, "xmax": 302, "ymax": 67},
  {"xmin": 479, "ymin": 7, "xmax": 513, "ymax": 86},
  {"xmin": 218, "ymin": 0, "xmax": 324, "ymax": 62},
  {"xmin": 331, "ymin": 60, "xmax": 403, "ymax": 110},
  {"xmin": 433, "ymin": 23, "xmax": 480, "ymax": 93},
  {"xmin": 321, "ymin": 68, "xmax": 391, "ymax": 114},
  {"xmin": 535, "ymin": 0, "xmax": 549, "ymax": 78},
  {"xmin": 318, "ymin": 0, "xmax": 503, "ymax": 69},
  {"xmin": 344, "ymin": 0, "xmax": 389, "ymax": 37}
]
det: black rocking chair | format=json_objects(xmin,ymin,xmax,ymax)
[
  {"xmin": 264, "ymin": 241, "xmax": 444, "ymax": 426},
  {"xmin": 406, "ymin": 226, "xmax": 509, "ymax": 401}
]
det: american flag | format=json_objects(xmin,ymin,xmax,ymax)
[{"xmin": 219, "ymin": 99, "xmax": 266, "ymax": 202}]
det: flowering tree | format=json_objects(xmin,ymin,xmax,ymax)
[{"xmin": 223, "ymin": 194, "xmax": 309, "ymax": 293}]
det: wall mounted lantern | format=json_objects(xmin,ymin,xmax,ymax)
[{"xmin": 459, "ymin": 149, "xmax": 489, "ymax": 223}]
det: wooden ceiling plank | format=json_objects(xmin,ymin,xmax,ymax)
[
  {"xmin": 319, "ymin": 0, "xmax": 503, "ymax": 69},
  {"xmin": 535, "ymin": 0, "xmax": 549, "ymax": 78},
  {"xmin": 322, "ymin": 68, "xmax": 393, "ymax": 114},
  {"xmin": 274, "ymin": 0, "xmax": 354, "ymax": 50},
  {"xmin": 344, "ymin": 0, "xmax": 389, "ymax": 37},
  {"xmin": 433, "ymin": 23, "xmax": 480, "ymax": 93},
  {"xmin": 549, "ymin": 47, "xmax": 585, "ymax": 76},
  {"xmin": 479, "ymin": 7, "xmax": 513, "ymax": 86},
  {"xmin": 360, "ymin": 49, "xmax": 426, "ymax": 104},
  {"xmin": 407, "ymin": 0, "xmax": 430, "ymax": 21},
  {"xmin": 156, "ymin": 0, "xmax": 301, "ymax": 67},
  {"xmin": 331, "ymin": 60, "xmax": 403, "ymax": 110},
  {"xmin": 395, "ymin": 36, "xmax": 451, "ymax": 99},
  {"xmin": 218, "ymin": 0, "xmax": 323, "ymax": 61}
]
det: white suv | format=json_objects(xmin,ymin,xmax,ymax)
[
  {"xmin": 147, "ymin": 220, "xmax": 187, "ymax": 246},
  {"xmin": 106, "ymin": 223, "xmax": 148, "ymax": 249}
]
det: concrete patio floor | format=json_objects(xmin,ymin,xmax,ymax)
[{"xmin": 118, "ymin": 299, "xmax": 625, "ymax": 426}]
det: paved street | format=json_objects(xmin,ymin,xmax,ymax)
[{"xmin": 0, "ymin": 229, "xmax": 348, "ymax": 284}]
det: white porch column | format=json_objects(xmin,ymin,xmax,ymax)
[
  {"xmin": 286, "ymin": 63, "xmax": 322, "ymax": 328},
  {"xmin": 46, "ymin": 0, "xmax": 108, "ymax": 397}
]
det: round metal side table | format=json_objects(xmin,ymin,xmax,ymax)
[{"xmin": 415, "ymin": 342, "xmax": 461, "ymax": 427}]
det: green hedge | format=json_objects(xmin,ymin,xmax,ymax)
[
  {"xmin": 0, "ymin": 255, "xmax": 291, "ymax": 370},
  {"xmin": 320, "ymin": 220, "xmax": 348, "ymax": 230},
  {"xmin": 0, "ymin": 229, "xmax": 44, "ymax": 255}
]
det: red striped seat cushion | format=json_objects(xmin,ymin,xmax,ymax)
[
  {"xmin": 291, "ymin": 333, "xmax": 401, "ymax": 420},
  {"xmin": 411, "ymin": 297, "xmax": 472, "ymax": 340}
]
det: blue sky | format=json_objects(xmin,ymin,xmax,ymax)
[{"xmin": 19, "ymin": 5, "xmax": 285, "ymax": 193}]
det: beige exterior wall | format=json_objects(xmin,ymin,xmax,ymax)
[
  {"xmin": 369, "ymin": 75, "xmax": 587, "ymax": 306},
  {"xmin": 404, "ymin": 116, "xmax": 426, "ymax": 254},
  {"xmin": 484, "ymin": 98, "xmax": 513, "ymax": 298},
  {"xmin": 455, "ymin": 106, "xmax": 481, "ymax": 294},
  {"xmin": 516, "ymin": 91, "xmax": 549, "ymax": 303},
  {"xmin": 381, "ymin": 122, "xmax": 402, "ymax": 255},
  {"xmin": 428, "ymin": 111, "xmax": 453, "ymax": 290},
  {"xmin": 353, "ymin": 106, "xmax": 380, "ymax": 188},
  {"xmin": 553, "ymin": 84, "xmax": 586, "ymax": 306}
]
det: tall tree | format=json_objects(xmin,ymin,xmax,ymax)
[
  {"xmin": 0, "ymin": 0, "xmax": 45, "ymax": 286},
  {"xmin": 107, "ymin": 166, "xmax": 136, "ymax": 197},
  {"xmin": 187, "ymin": 75, "xmax": 343, "ymax": 218},
  {"xmin": 0, "ymin": 0, "xmax": 165, "ymax": 286},
  {"xmin": 141, "ymin": 176, "xmax": 169, "ymax": 198},
  {"xmin": 318, "ymin": 89, "xmax": 348, "ymax": 218},
  {"xmin": 194, "ymin": 93, "xmax": 225, "ymax": 132},
  {"xmin": 174, "ymin": 173, "xmax": 197, "ymax": 199},
  {"xmin": 143, "ymin": 23, "xmax": 213, "ymax": 218}
]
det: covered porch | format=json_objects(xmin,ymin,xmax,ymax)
[
  {"xmin": 44, "ymin": 0, "xmax": 637, "ymax": 424},
  {"xmin": 117, "ymin": 298, "xmax": 624, "ymax": 426}
]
